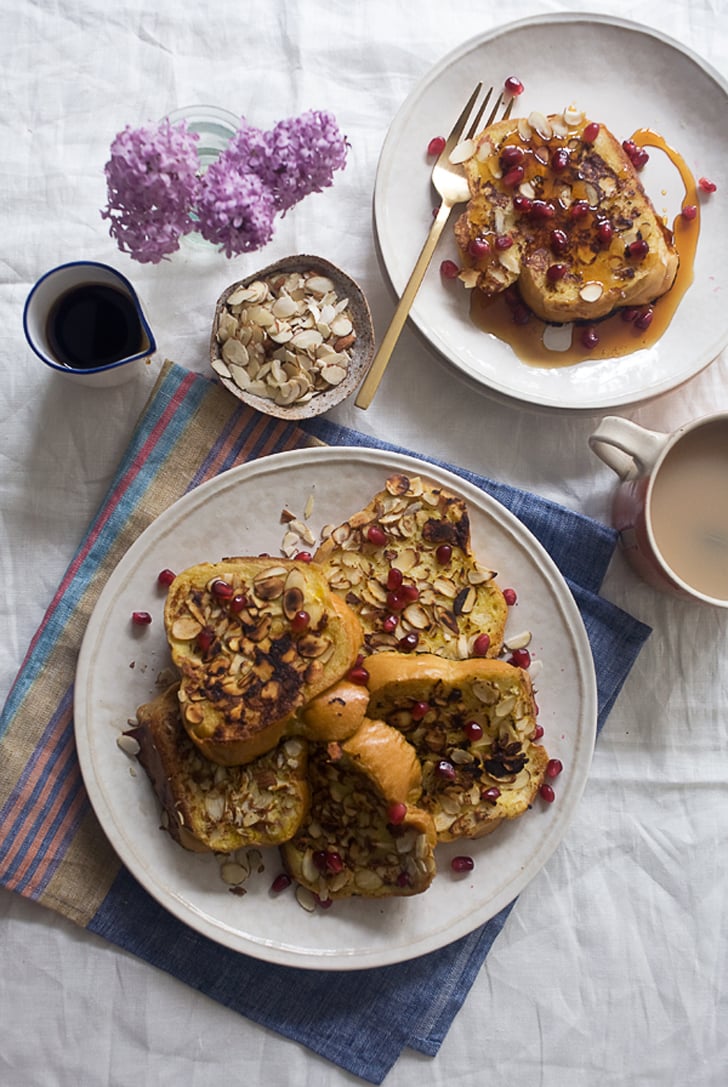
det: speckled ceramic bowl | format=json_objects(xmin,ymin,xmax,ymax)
[{"xmin": 210, "ymin": 254, "xmax": 374, "ymax": 419}]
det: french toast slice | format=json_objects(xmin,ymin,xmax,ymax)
[
  {"xmin": 453, "ymin": 108, "xmax": 679, "ymax": 323},
  {"xmin": 365, "ymin": 652, "xmax": 548, "ymax": 841},
  {"xmin": 281, "ymin": 717, "xmax": 438, "ymax": 899},
  {"xmin": 127, "ymin": 685, "xmax": 310, "ymax": 853},
  {"xmin": 314, "ymin": 472, "xmax": 508, "ymax": 660},
  {"xmin": 164, "ymin": 556, "xmax": 363, "ymax": 766}
]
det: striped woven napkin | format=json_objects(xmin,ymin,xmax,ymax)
[{"xmin": 0, "ymin": 359, "xmax": 650, "ymax": 1084}]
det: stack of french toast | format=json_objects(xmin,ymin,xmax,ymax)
[{"xmin": 127, "ymin": 473, "xmax": 549, "ymax": 902}]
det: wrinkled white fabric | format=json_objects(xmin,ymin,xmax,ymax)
[{"xmin": 1, "ymin": 0, "xmax": 727, "ymax": 1084}]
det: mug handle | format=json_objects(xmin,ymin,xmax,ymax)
[{"xmin": 588, "ymin": 416, "xmax": 668, "ymax": 482}]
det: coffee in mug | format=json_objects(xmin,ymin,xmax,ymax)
[{"xmin": 589, "ymin": 413, "xmax": 728, "ymax": 606}]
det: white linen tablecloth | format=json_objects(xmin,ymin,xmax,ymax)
[{"xmin": 1, "ymin": 0, "xmax": 726, "ymax": 1083}]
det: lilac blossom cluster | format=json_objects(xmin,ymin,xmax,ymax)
[{"xmin": 101, "ymin": 111, "xmax": 349, "ymax": 263}]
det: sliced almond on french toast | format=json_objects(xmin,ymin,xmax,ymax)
[
  {"xmin": 454, "ymin": 110, "xmax": 679, "ymax": 322},
  {"xmin": 281, "ymin": 717, "xmax": 437, "ymax": 899},
  {"xmin": 127, "ymin": 685, "xmax": 310, "ymax": 853},
  {"xmin": 365, "ymin": 652, "xmax": 548, "ymax": 841},
  {"xmin": 164, "ymin": 556, "xmax": 363, "ymax": 765},
  {"xmin": 314, "ymin": 473, "xmax": 508, "ymax": 660}
]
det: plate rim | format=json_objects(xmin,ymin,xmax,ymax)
[
  {"xmin": 373, "ymin": 12, "xmax": 728, "ymax": 411},
  {"xmin": 74, "ymin": 445, "xmax": 598, "ymax": 969}
]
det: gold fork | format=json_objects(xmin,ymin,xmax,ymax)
[{"xmin": 355, "ymin": 84, "xmax": 514, "ymax": 409}]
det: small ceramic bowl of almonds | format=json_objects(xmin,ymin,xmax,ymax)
[{"xmin": 210, "ymin": 254, "xmax": 374, "ymax": 419}]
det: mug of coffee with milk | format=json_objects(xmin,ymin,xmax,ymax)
[{"xmin": 589, "ymin": 413, "xmax": 728, "ymax": 606}]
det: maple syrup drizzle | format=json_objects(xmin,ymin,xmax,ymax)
[{"xmin": 469, "ymin": 129, "xmax": 699, "ymax": 367}]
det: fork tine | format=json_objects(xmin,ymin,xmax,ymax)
[
  {"xmin": 484, "ymin": 90, "xmax": 506, "ymax": 128},
  {"xmin": 443, "ymin": 82, "xmax": 484, "ymax": 154},
  {"xmin": 464, "ymin": 86, "xmax": 494, "ymax": 141}
]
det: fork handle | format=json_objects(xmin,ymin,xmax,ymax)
[{"xmin": 355, "ymin": 200, "xmax": 455, "ymax": 409}]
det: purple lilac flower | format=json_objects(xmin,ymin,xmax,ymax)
[
  {"xmin": 256, "ymin": 109, "xmax": 349, "ymax": 212},
  {"xmin": 101, "ymin": 119, "xmax": 200, "ymax": 263},
  {"xmin": 195, "ymin": 157, "xmax": 276, "ymax": 257}
]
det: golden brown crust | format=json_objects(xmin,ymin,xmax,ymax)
[
  {"xmin": 163, "ymin": 556, "xmax": 362, "ymax": 765},
  {"xmin": 281, "ymin": 718, "xmax": 437, "ymax": 899},
  {"xmin": 454, "ymin": 111, "xmax": 679, "ymax": 322},
  {"xmin": 314, "ymin": 472, "xmax": 508, "ymax": 660},
  {"xmin": 128, "ymin": 685, "xmax": 310, "ymax": 852},
  {"xmin": 365, "ymin": 652, "xmax": 548, "ymax": 841},
  {"xmin": 294, "ymin": 678, "xmax": 370, "ymax": 742}
]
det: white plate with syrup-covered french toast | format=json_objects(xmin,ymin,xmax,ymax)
[
  {"xmin": 75, "ymin": 447, "xmax": 597, "ymax": 969},
  {"xmin": 374, "ymin": 13, "xmax": 728, "ymax": 410}
]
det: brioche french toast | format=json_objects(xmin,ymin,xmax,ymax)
[
  {"xmin": 164, "ymin": 556, "xmax": 363, "ymax": 766},
  {"xmin": 127, "ymin": 685, "xmax": 310, "ymax": 853},
  {"xmin": 281, "ymin": 717, "xmax": 438, "ymax": 899},
  {"xmin": 453, "ymin": 108, "xmax": 679, "ymax": 323},
  {"xmin": 314, "ymin": 473, "xmax": 508, "ymax": 660},
  {"xmin": 365, "ymin": 653, "xmax": 548, "ymax": 841}
]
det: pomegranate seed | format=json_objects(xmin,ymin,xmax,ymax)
[
  {"xmin": 532, "ymin": 724, "xmax": 545, "ymax": 740},
  {"xmin": 512, "ymin": 304, "xmax": 531, "ymax": 326},
  {"xmin": 502, "ymin": 165, "xmax": 525, "ymax": 187},
  {"xmin": 569, "ymin": 200, "xmax": 590, "ymax": 221},
  {"xmin": 581, "ymin": 326, "xmax": 600, "ymax": 350},
  {"xmin": 316, "ymin": 896, "xmax": 334, "ymax": 910},
  {"xmin": 295, "ymin": 550, "xmax": 313, "ymax": 562},
  {"xmin": 465, "ymin": 720, "xmax": 483, "ymax": 741},
  {"xmin": 508, "ymin": 647, "xmax": 531, "ymax": 668},
  {"xmin": 396, "ymin": 870, "xmax": 413, "ymax": 887},
  {"xmin": 550, "ymin": 228, "xmax": 569, "ymax": 255},
  {"xmin": 504, "ymin": 76, "xmax": 524, "ymax": 96},
  {"xmin": 398, "ymin": 632, "xmax": 419, "ymax": 653},
  {"xmin": 503, "ymin": 588, "xmax": 517, "ymax": 605},
  {"xmin": 131, "ymin": 610, "xmax": 152, "ymax": 626},
  {"xmin": 386, "ymin": 567, "xmax": 403, "ymax": 591},
  {"xmin": 698, "ymin": 176, "xmax": 717, "ymax": 193},
  {"xmin": 229, "ymin": 593, "xmax": 247, "ymax": 613},
  {"xmin": 440, "ymin": 259, "xmax": 460, "ymax": 279},
  {"xmin": 451, "ymin": 855, "xmax": 475, "ymax": 873},
  {"xmin": 313, "ymin": 850, "xmax": 344, "ymax": 874},
  {"xmin": 621, "ymin": 307, "xmax": 640, "ymax": 323},
  {"xmin": 546, "ymin": 263, "xmax": 567, "ymax": 283},
  {"xmin": 435, "ymin": 543, "xmax": 452, "ymax": 565},
  {"xmin": 367, "ymin": 524, "xmax": 387, "ymax": 546},
  {"xmin": 551, "ymin": 147, "xmax": 570, "ymax": 172},
  {"xmin": 495, "ymin": 233, "xmax": 514, "ymax": 250},
  {"xmin": 436, "ymin": 760, "xmax": 456, "ymax": 781},
  {"xmin": 386, "ymin": 589, "xmax": 406, "ymax": 611},
  {"xmin": 503, "ymin": 285, "xmax": 521, "ymax": 308},
  {"xmin": 211, "ymin": 578, "xmax": 233, "ymax": 599},
  {"xmin": 546, "ymin": 758, "xmax": 564, "ymax": 778},
  {"xmin": 540, "ymin": 783, "xmax": 556, "ymax": 803},
  {"xmin": 472, "ymin": 633, "xmax": 491, "ymax": 656},
  {"xmin": 513, "ymin": 194, "xmax": 533, "ymax": 214},
  {"xmin": 291, "ymin": 609, "xmax": 310, "ymax": 632},
  {"xmin": 157, "ymin": 568, "xmax": 176, "ymax": 587},
  {"xmin": 622, "ymin": 139, "xmax": 649, "ymax": 170},
  {"xmin": 271, "ymin": 873, "xmax": 291, "ymax": 893},
  {"xmin": 626, "ymin": 239, "xmax": 649, "ymax": 260},
  {"xmin": 348, "ymin": 665, "xmax": 369, "ymax": 686},
  {"xmin": 500, "ymin": 145, "xmax": 525, "ymax": 168},
  {"xmin": 468, "ymin": 236, "xmax": 491, "ymax": 259},
  {"xmin": 597, "ymin": 220, "xmax": 613, "ymax": 245},
  {"xmin": 681, "ymin": 204, "xmax": 698, "ymax": 221},
  {"xmin": 411, "ymin": 700, "xmax": 430, "ymax": 721},
  {"xmin": 427, "ymin": 135, "xmax": 446, "ymax": 157},
  {"xmin": 382, "ymin": 614, "xmax": 398, "ymax": 633},
  {"xmin": 196, "ymin": 626, "xmax": 215, "ymax": 653},
  {"xmin": 482, "ymin": 786, "xmax": 501, "ymax": 801},
  {"xmin": 400, "ymin": 583, "xmax": 419, "ymax": 602},
  {"xmin": 530, "ymin": 199, "xmax": 555, "ymax": 220},
  {"xmin": 583, "ymin": 121, "xmax": 600, "ymax": 143},
  {"xmin": 634, "ymin": 307, "xmax": 654, "ymax": 330},
  {"xmin": 387, "ymin": 801, "xmax": 407, "ymax": 826}
]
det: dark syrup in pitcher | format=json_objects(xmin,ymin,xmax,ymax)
[{"xmin": 46, "ymin": 283, "xmax": 144, "ymax": 369}]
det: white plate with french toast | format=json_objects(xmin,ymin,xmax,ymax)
[
  {"xmin": 374, "ymin": 14, "xmax": 728, "ymax": 410},
  {"xmin": 75, "ymin": 447, "xmax": 598, "ymax": 969}
]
